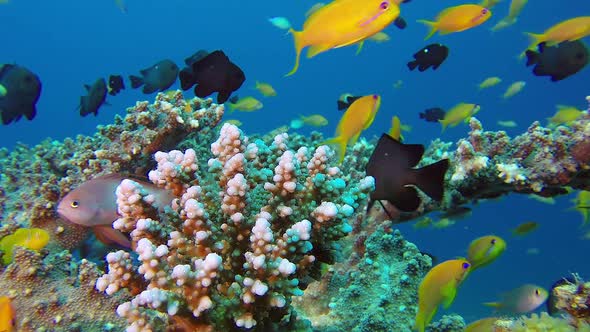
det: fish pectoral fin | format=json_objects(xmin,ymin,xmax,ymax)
[
  {"xmin": 306, "ymin": 44, "xmax": 332, "ymax": 58},
  {"xmin": 94, "ymin": 225, "xmax": 131, "ymax": 248},
  {"xmin": 355, "ymin": 41, "xmax": 365, "ymax": 55},
  {"xmin": 440, "ymin": 281, "xmax": 458, "ymax": 308}
]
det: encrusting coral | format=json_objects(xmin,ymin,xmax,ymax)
[{"xmin": 2, "ymin": 92, "xmax": 590, "ymax": 331}]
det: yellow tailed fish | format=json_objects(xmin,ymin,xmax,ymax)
[
  {"xmin": 286, "ymin": 0, "xmax": 402, "ymax": 75},
  {"xmin": 418, "ymin": 5, "xmax": 492, "ymax": 40},
  {"xmin": 414, "ymin": 259, "xmax": 471, "ymax": 332},
  {"xmin": 466, "ymin": 235, "xmax": 506, "ymax": 271},
  {"xmin": 439, "ymin": 103, "xmax": 480, "ymax": 132},
  {"xmin": 322, "ymin": 94, "xmax": 381, "ymax": 164},
  {"xmin": 524, "ymin": 16, "xmax": 590, "ymax": 52}
]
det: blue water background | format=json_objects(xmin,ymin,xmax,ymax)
[{"xmin": 1, "ymin": 0, "xmax": 589, "ymax": 325}]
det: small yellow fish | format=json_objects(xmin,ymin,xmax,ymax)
[
  {"xmin": 501, "ymin": 81, "xmax": 526, "ymax": 99},
  {"xmin": 418, "ymin": 5, "xmax": 492, "ymax": 40},
  {"xmin": 466, "ymin": 235, "xmax": 506, "ymax": 271},
  {"xmin": 300, "ymin": 114, "xmax": 328, "ymax": 127},
  {"xmin": 439, "ymin": 103, "xmax": 480, "ymax": 132},
  {"xmin": 368, "ymin": 31, "xmax": 391, "ymax": 43},
  {"xmin": 479, "ymin": 0, "xmax": 502, "ymax": 8},
  {"xmin": 225, "ymin": 119, "xmax": 243, "ymax": 126},
  {"xmin": 497, "ymin": 120, "xmax": 517, "ymax": 128},
  {"xmin": 305, "ymin": 3, "xmax": 325, "ymax": 18},
  {"xmin": 268, "ymin": 17, "xmax": 291, "ymax": 30},
  {"xmin": 0, "ymin": 228, "xmax": 50, "ymax": 264},
  {"xmin": 227, "ymin": 96, "xmax": 263, "ymax": 112},
  {"xmin": 322, "ymin": 94, "xmax": 381, "ymax": 164},
  {"xmin": 571, "ymin": 190, "xmax": 590, "ymax": 226},
  {"xmin": 254, "ymin": 81, "xmax": 277, "ymax": 97},
  {"xmin": 432, "ymin": 218, "xmax": 455, "ymax": 229},
  {"xmin": 286, "ymin": 0, "xmax": 402, "ymax": 75},
  {"xmin": 477, "ymin": 76, "xmax": 502, "ymax": 89},
  {"xmin": 465, "ymin": 317, "xmax": 499, "ymax": 332},
  {"xmin": 388, "ymin": 115, "xmax": 411, "ymax": 141},
  {"xmin": 0, "ymin": 296, "xmax": 16, "ymax": 332},
  {"xmin": 490, "ymin": 0, "xmax": 528, "ymax": 32},
  {"xmin": 547, "ymin": 105, "xmax": 583, "ymax": 126},
  {"xmin": 524, "ymin": 16, "xmax": 590, "ymax": 52},
  {"xmin": 413, "ymin": 217, "xmax": 433, "ymax": 230},
  {"xmin": 483, "ymin": 284, "xmax": 548, "ymax": 313},
  {"xmin": 512, "ymin": 221, "xmax": 538, "ymax": 236},
  {"xmin": 528, "ymin": 194, "xmax": 555, "ymax": 205},
  {"xmin": 414, "ymin": 259, "xmax": 471, "ymax": 332}
]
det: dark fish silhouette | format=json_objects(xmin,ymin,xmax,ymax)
[
  {"xmin": 179, "ymin": 50, "xmax": 210, "ymax": 91},
  {"xmin": 546, "ymin": 276, "xmax": 576, "ymax": 316},
  {"xmin": 130, "ymin": 59, "xmax": 179, "ymax": 94},
  {"xmin": 337, "ymin": 94, "xmax": 362, "ymax": 111},
  {"xmin": 525, "ymin": 41, "xmax": 588, "ymax": 82},
  {"xmin": 0, "ymin": 64, "xmax": 42, "ymax": 125},
  {"xmin": 394, "ymin": 17, "xmax": 407, "ymax": 29},
  {"xmin": 366, "ymin": 134, "xmax": 449, "ymax": 212},
  {"xmin": 408, "ymin": 43, "xmax": 449, "ymax": 71},
  {"xmin": 419, "ymin": 107, "xmax": 446, "ymax": 122},
  {"xmin": 184, "ymin": 50, "xmax": 245, "ymax": 104},
  {"xmin": 107, "ymin": 74, "xmax": 125, "ymax": 96},
  {"xmin": 79, "ymin": 78, "xmax": 107, "ymax": 117}
]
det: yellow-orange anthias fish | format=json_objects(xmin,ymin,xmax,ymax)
[
  {"xmin": 524, "ymin": 16, "xmax": 590, "ymax": 52},
  {"xmin": 322, "ymin": 94, "xmax": 381, "ymax": 164},
  {"xmin": 418, "ymin": 4, "xmax": 492, "ymax": 40},
  {"xmin": 415, "ymin": 259, "xmax": 471, "ymax": 332},
  {"xmin": 0, "ymin": 296, "xmax": 16, "ymax": 332},
  {"xmin": 286, "ymin": 0, "xmax": 402, "ymax": 75}
]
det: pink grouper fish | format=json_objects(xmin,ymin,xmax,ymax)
[{"xmin": 57, "ymin": 173, "xmax": 173, "ymax": 248}]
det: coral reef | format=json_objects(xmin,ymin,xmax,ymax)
[
  {"xmin": 0, "ymin": 247, "xmax": 127, "ymax": 331},
  {"xmin": 96, "ymin": 123, "xmax": 375, "ymax": 330},
  {"xmin": 551, "ymin": 276, "xmax": 590, "ymax": 328},
  {"xmin": 0, "ymin": 91, "xmax": 223, "ymax": 249},
  {"xmin": 2, "ymin": 92, "xmax": 590, "ymax": 330}
]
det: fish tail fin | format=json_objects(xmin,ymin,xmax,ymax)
[
  {"xmin": 414, "ymin": 159, "xmax": 449, "ymax": 201},
  {"xmin": 482, "ymin": 301, "xmax": 502, "ymax": 309},
  {"xmin": 321, "ymin": 136, "xmax": 347, "ymax": 164},
  {"xmin": 285, "ymin": 29, "xmax": 304, "ymax": 76},
  {"xmin": 228, "ymin": 103, "xmax": 235, "ymax": 113},
  {"xmin": 522, "ymin": 32, "xmax": 545, "ymax": 58},
  {"xmin": 417, "ymin": 19, "xmax": 438, "ymax": 40},
  {"xmin": 438, "ymin": 119, "xmax": 448, "ymax": 133},
  {"xmin": 407, "ymin": 61, "xmax": 418, "ymax": 71},
  {"xmin": 524, "ymin": 49, "xmax": 539, "ymax": 66},
  {"xmin": 129, "ymin": 75, "xmax": 144, "ymax": 89}
]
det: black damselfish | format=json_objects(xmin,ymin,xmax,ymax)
[
  {"xmin": 180, "ymin": 50, "xmax": 245, "ymax": 104},
  {"xmin": 79, "ymin": 78, "xmax": 107, "ymax": 117},
  {"xmin": 419, "ymin": 107, "xmax": 446, "ymax": 122},
  {"xmin": 0, "ymin": 64, "xmax": 42, "ymax": 125},
  {"xmin": 408, "ymin": 43, "xmax": 449, "ymax": 71},
  {"xmin": 366, "ymin": 134, "xmax": 449, "ymax": 213},
  {"xmin": 525, "ymin": 41, "xmax": 588, "ymax": 82},
  {"xmin": 107, "ymin": 75, "xmax": 125, "ymax": 96}
]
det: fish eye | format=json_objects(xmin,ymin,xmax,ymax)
[
  {"xmin": 70, "ymin": 200, "xmax": 79, "ymax": 208},
  {"xmin": 481, "ymin": 8, "xmax": 488, "ymax": 14},
  {"xmin": 462, "ymin": 262, "xmax": 470, "ymax": 269},
  {"xmin": 379, "ymin": 1, "xmax": 389, "ymax": 10},
  {"xmin": 535, "ymin": 289, "xmax": 540, "ymax": 295},
  {"xmin": 490, "ymin": 239, "xmax": 496, "ymax": 244}
]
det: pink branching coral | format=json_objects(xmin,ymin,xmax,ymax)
[{"xmin": 96, "ymin": 123, "xmax": 374, "ymax": 330}]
